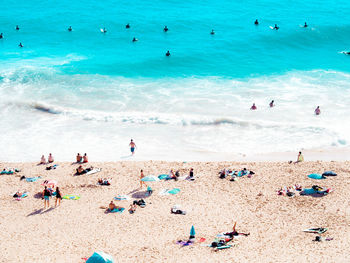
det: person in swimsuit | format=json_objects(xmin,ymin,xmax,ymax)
[
  {"xmin": 166, "ymin": 50, "xmax": 171, "ymax": 56},
  {"xmin": 140, "ymin": 169, "xmax": 147, "ymax": 188},
  {"xmin": 83, "ymin": 153, "xmax": 88, "ymax": 163},
  {"xmin": 129, "ymin": 139, "xmax": 136, "ymax": 155},
  {"xmin": 76, "ymin": 153, "xmax": 82, "ymax": 163},
  {"xmin": 126, "ymin": 23, "xmax": 130, "ymax": 29},
  {"xmin": 189, "ymin": 168, "xmax": 194, "ymax": 178},
  {"xmin": 250, "ymin": 103, "xmax": 257, "ymax": 110},
  {"xmin": 16, "ymin": 25, "xmax": 20, "ymax": 30},
  {"xmin": 210, "ymin": 29, "xmax": 215, "ymax": 35},
  {"xmin": 296, "ymin": 151, "xmax": 304, "ymax": 163},
  {"xmin": 43, "ymin": 186, "xmax": 51, "ymax": 208},
  {"xmin": 132, "ymin": 37, "xmax": 138, "ymax": 42},
  {"xmin": 48, "ymin": 153, "xmax": 54, "ymax": 163},
  {"xmin": 269, "ymin": 100, "xmax": 274, "ymax": 107},
  {"xmin": 19, "ymin": 42, "xmax": 23, "ymax": 47},
  {"xmin": 55, "ymin": 187, "xmax": 62, "ymax": 207},
  {"xmin": 163, "ymin": 26, "xmax": 169, "ymax": 32},
  {"xmin": 304, "ymin": 22, "xmax": 308, "ymax": 28},
  {"xmin": 315, "ymin": 106, "xmax": 321, "ymax": 115},
  {"xmin": 0, "ymin": 33, "xmax": 3, "ymax": 39},
  {"xmin": 255, "ymin": 19, "xmax": 259, "ymax": 25},
  {"xmin": 40, "ymin": 155, "xmax": 46, "ymax": 164},
  {"xmin": 224, "ymin": 222, "xmax": 250, "ymax": 239},
  {"xmin": 273, "ymin": 24, "xmax": 279, "ymax": 30},
  {"xmin": 68, "ymin": 26, "xmax": 72, "ymax": 32}
]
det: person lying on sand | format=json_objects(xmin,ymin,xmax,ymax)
[
  {"xmin": 76, "ymin": 165, "xmax": 93, "ymax": 175},
  {"xmin": 129, "ymin": 203, "xmax": 137, "ymax": 214},
  {"xmin": 98, "ymin": 178, "xmax": 111, "ymax": 185},
  {"xmin": 224, "ymin": 222, "xmax": 250, "ymax": 239}
]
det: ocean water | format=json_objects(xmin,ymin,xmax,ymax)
[{"xmin": 1, "ymin": 0, "xmax": 350, "ymax": 161}]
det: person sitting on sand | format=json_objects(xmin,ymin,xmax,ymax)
[
  {"xmin": 76, "ymin": 153, "xmax": 82, "ymax": 163},
  {"xmin": 296, "ymin": 151, "xmax": 304, "ymax": 163},
  {"xmin": 13, "ymin": 191, "xmax": 23, "ymax": 198},
  {"xmin": 189, "ymin": 168, "xmax": 194, "ymax": 178},
  {"xmin": 224, "ymin": 222, "xmax": 250, "ymax": 239},
  {"xmin": 55, "ymin": 187, "xmax": 62, "ymax": 207},
  {"xmin": 40, "ymin": 155, "xmax": 46, "ymax": 164},
  {"xmin": 250, "ymin": 103, "xmax": 257, "ymax": 110},
  {"xmin": 48, "ymin": 153, "xmax": 54, "ymax": 163},
  {"xmin": 168, "ymin": 169, "xmax": 177, "ymax": 180},
  {"xmin": 83, "ymin": 153, "xmax": 88, "ymax": 163},
  {"xmin": 108, "ymin": 201, "xmax": 122, "ymax": 211},
  {"xmin": 129, "ymin": 203, "xmax": 137, "ymax": 214},
  {"xmin": 315, "ymin": 106, "xmax": 321, "ymax": 115}
]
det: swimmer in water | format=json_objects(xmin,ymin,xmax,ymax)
[
  {"xmin": 16, "ymin": 25, "xmax": 20, "ymax": 30},
  {"xmin": 273, "ymin": 24, "xmax": 279, "ymax": 30},
  {"xmin": 165, "ymin": 50, "xmax": 171, "ymax": 56},
  {"xmin": 126, "ymin": 23, "xmax": 130, "ymax": 29},
  {"xmin": 315, "ymin": 106, "xmax": 321, "ymax": 115},
  {"xmin": 0, "ymin": 33, "xmax": 3, "ymax": 39},
  {"xmin": 132, "ymin": 37, "xmax": 138, "ymax": 42},
  {"xmin": 254, "ymin": 19, "xmax": 259, "ymax": 25},
  {"xmin": 304, "ymin": 22, "xmax": 308, "ymax": 28},
  {"xmin": 269, "ymin": 100, "xmax": 274, "ymax": 108},
  {"xmin": 19, "ymin": 42, "xmax": 23, "ymax": 47},
  {"xmin": 210, "ymin": 29, "xmax": 215, "ymax": 35},
  {"xmin": 102, "ymin": 27, "xmax": 107, "ymax": 33},
  {"xmin": 250, "ymin": 103, "xmax": 257, "ymax": 110},
  {"xmin": 163, "ymin": 26, "xmax": 169, "ymax": 32},
  {"xmin": 68, "ymin": 26, "xmax": 72, "ymax": 31}
]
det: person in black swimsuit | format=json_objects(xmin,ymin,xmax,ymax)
[
  {"xmin": 55, "ymin": 187, "xmax": 62, "ymax": 207},
  {"xmin": 43, "ymin": 186, "xmax": 51, "ymax": 208}
]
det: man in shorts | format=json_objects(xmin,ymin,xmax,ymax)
[{"xmin": 129, "ymin": 139, "xmax": 136, "ymax": 155}]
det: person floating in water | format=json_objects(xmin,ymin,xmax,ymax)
[
  {"xmin": 250, "ymin": 103, "xmax": 257, "ymax": 110},
  {"xmin": 102, "ymin": 27, "xmax": 107, "ymax": 33},
  {"xmin": 68, "ymin": 26, "xmax": 72, "ymax": 32},
  {"xmin": 129, "ymin": 139, "xmax": 136, "ymax": 155},
  {"xmin": 165, "ymin": 50, "xmax": 171, "ymax": 56},
  {"xmin": 210, "ymin": 29, "xmax": 215, "ymax": 35},
  {"xmin": 269, "ymin": 100, "xmax": 274, "ymax": 107},
  {"xmin": 132, "ymin": 37, "xmax": 138, "ymax": 42},
  {"xmin": 0, "ymin": 33, "xmax": 3, "ymax": 39},
  {"xmin": 126, "ymin": 23, "xmax": 130, "ymax": 29},
  {"xmin": 16, "ymin": 25, "xmax": 20, "ymax": 30},
  {"xmin": 315, "ymin": 106, "xmax": 321, "ymax": 115},
  {"xmin": 18, "ymin": 42, "xmax": 23, "ymax": 47},
  {"xmin": 304, "ymin": 22, "xmax": 308, "ymax": 28},
  {"xmin": 163, "ymin": 26, "xmax": 169, "ymax": 32},
  {"xmin": 273, "ymin": 24, "xmax": 279, "ymax": 30},
  {"xmin": 254, "ymin": 19, "xmax": 259, "ymax": 25}
]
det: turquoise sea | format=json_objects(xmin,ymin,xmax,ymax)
[{"xmin": 1, "ymin": 0, "xmax": 350, "ymax": 161}]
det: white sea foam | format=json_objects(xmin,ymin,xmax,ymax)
[{"xmin": 0, "ymin": 65, "xmax": 349, "ymax": 161}]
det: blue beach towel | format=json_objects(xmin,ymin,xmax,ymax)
[
  {"xmin": 308, "ymin": 173, "xmax": 325, "ymax": 180},
  {"xmin": 26, "ymin": 176, "xmax": 40, "ymax": 182},
  {"xmin": 158, "ymin": 174, "xmax": 168, "ymax": 180}
]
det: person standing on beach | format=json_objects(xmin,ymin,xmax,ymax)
[
  {"xmin": 140, "ymin": 169, "xmax": 147, "ymax": 188},
  {"xmin": 129, "ymin": 139, "xmax": 136, "ymax": 155},
  {"xmin": 43, "ymin": 186, "xmax": 51, "ymax": 208},
  {"xmin": 55, "ymin": 187, "xmax": 62, "ymax": 207}
]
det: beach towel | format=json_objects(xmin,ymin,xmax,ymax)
[
  {"xmin": 300, "ymin": 187, "xmax": 331, "ymax": 196},
  {"xmin": 26, "ymin": 176, "xmax": 41, "ymax": 182},
  {"xmin": 237, "ymin": 170, "xmax": 249, "ymax": 177},
  {"xmin": 303, "ymin": 228, "xmax": 328, "ymax": 234},
  {"xmin": 322, "ymin": 171, "xmax": 337, "ymax": 176},
  {"xmin": 114, "ymin": 195, "xmax": 130, "ymax": 201},
  {"xmin": 158, "ymin": 174, "xmax": 168, "ymax": 180},
  {"xmin": 62, "ymin": 194, "xmax": 80, "ymax": 200},
  {"xmin": 1, "ymin": 170, "xmax": 14, "ymax": 175},
  {"xmin": 159, "ymin": 188, "xmax": 181, "ymax": 195},
  {"xmin": 86, "ymin": 168, "xmax": 101, "ymax": 175},
  {"xmin": 308, "ymin": 173, "xmax": 325, "ymax": 180},
  {"xmin": 107, "ymin": 208, "xmax": 125, "ymax": 213}
]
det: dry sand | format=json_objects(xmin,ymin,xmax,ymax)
[{"xmin": 0, "ymin": 161, "xmax": 350, "ymax": 263}]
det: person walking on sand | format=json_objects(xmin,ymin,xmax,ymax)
[
  {"xmin": 55, "ymin": 187, "xmax": 62, "ymax": 207},
  {"xmin": 140, "ymin": 169, "xmax": 147, "ymax": 188},
  {"xmin": 129, "ymin": 139, "xmax": 136, "ymax": 155},
  {"xmin": 43, "ymin": 186, "xmax": 51, "ymax": 208}
]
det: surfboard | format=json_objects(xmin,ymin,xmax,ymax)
[
  {"xmin": 303, "ymin": 228, "xmax": 327, "ymax": 234},
  {"xmin": 100, "ymin": 28, "xmax": 106, "ymax": 33}
]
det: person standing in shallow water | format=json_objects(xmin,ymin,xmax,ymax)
[
  {"xmin": 129, "ymin": 139, "xmax": 136, "ymax": 155},
  {"xmin": 315, "ymin": 106, "xmax": 321, "ymax": 115},
  {"xmin": 166, "ymin": 50, "xmax": 171, "ymax": 56},
  {"xmin": 269, "ymin": 100, "xmax": 274, "ymax": 107}
]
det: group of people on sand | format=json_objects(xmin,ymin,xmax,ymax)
[
  {"xmin": 76, "ymin": 153, "xmax": 88, "ymax": 163},
  {"xmin": 40, "ymin": 153, "xmax": 54, "ymax": 164},
  {"xmin": 250, "ymin": 101, "xmax": 321, "ymax": 115},
  {"xmin": 43, "ymin": 185, "xmax": 62, "ymax": 208}
]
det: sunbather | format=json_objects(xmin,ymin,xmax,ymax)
[
  {"xmin": 129, "ymin": 203, "xmax": 137, "ymax": 214},
  {"xmin": 48, "ymin": 153, "xmax": 54, "ymax": 163},
  {"xmin": 76, "ymin": 153, "xmax": 82, "ymax": 163},
  {"xmin": 40, "ymin": 155, "xmax": 46, "ymax": 164},
  {"xmin": 224, "ymin": 222, "xmax": 250, "ymax": 239},
  {"xmin": 83, "ymin": 153, "xmax": 88, "ymax": 163}
]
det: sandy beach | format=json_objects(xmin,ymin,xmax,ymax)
[{"xmin": 1, "ymin": 160, "xmax": 349, "ymax": 263}]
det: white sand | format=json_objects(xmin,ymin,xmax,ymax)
[{"xmin": 0, "ymin": 161, "xmax": 349, "ymax": 262}]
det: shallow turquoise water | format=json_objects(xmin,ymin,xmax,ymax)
[{"xmin": 0, "ymin": 0, "xmax": 350, "ymax": 161}]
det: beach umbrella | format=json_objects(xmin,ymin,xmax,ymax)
[
  {"xmin": 41, "ymin": 180, "xmax": 58, "ymax": 187},
  {"xmin": 190, "ymin": 225, "xmax": 195, "ymax": 238},
  {"xmin": 86, "ymin": 251, "xmax": 114, "ymax": 263},
  {"xmin": 141, "ymin": 175, "xmax": 160, "ymax": 182}
]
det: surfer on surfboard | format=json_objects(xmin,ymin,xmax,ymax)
[
  {"xmin": 101, "ymin": 27, "xmax": 107, "ymax": 33},
  {"xmin": 273, "ymin": 24, "xmax": 279, "ymax": 30}
]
